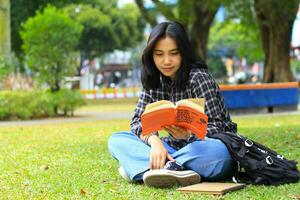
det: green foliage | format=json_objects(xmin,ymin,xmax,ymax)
[
  {"xmin": 222, "ymin": 1, "xmax": 264, "ymax": 63},
  {"xmin": 209, "ymin": 20, "xmax": 264, "ymax": 63},
  {"xmin": 224, "ymin": 0, "xmax": 257, "ymax": 25},
  {"xmin": 207, "ymin": 51, "xmax": 226, "ymax": 79},
  {"xmin": 116, "ymin": 4, "xmax": 146, "ymax": 50},
  {"xmin": 28, "ymin": 90, "xmax": 57, "ymax": 118},
  {"xmin": 64, "ymin": 3, "xmax": 145, "ymax": 59},
  {"xmin": 0, "ymin": 90, "xmax": 52, "ymax": 120},
  {"xmin": 0, "ymin": 90, "xmax": 85, "ymax": 120},
  {"xmin": 10, "ymin": 0, "xmax": 98, "ymax": 56},
  {"xmin": 291, "ymin": 59, "xmax": 300, "ymax": 73},
  {"xmin": 0, "ymin": 56, "xmax": 14, "ymax": 79},
  {"xmin": 51, "ymin": 89, "xmax": 86, "ymax": 116},
  {"xmin": 21, "ymin": 5, "xmax": 83, "ymax": 92}
]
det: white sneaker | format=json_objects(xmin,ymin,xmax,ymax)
[
  {"xmin": 143, "ymin": 169, "xmax": 201, "ymax": 188},
  {"xmin": 118, "ymin": 166, "xmax": 131, "ymax": 182}
]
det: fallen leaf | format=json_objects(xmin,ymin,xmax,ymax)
[
  {"xmin": 40, "ymin": 164, "xmax": 49, "ymax": 170},
  {"xmin": 80, "ymin": 188, "xmax": 87, "ymax": 195},
  {"xmin": 183, "ymin": 193, "xmax": 189, "ymax": 198},
  {"xmin": 289, "ymin": 195, "xmax": 300, "ymax": 200}
]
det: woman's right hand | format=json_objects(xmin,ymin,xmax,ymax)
[{"xmin": 147, "ymin": 135, "xmax": 175, "ymax": 170}]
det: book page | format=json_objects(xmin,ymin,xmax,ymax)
[
  {"xmin": 143, "ymin": 100, "xmax": 175, "ymax": 114},
  {"xmin": 176, "ymin": 98, "xmax": 205, "ymax": 113}
]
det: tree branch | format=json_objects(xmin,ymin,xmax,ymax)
[
  {"xmin": 134, "ymin": 0, "xmax": 157, "ymax": 27},
  {"xmin": 151, "ymin": 0, "xmax": 177, "ymax": 21}
]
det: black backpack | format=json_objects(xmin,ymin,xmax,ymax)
[{"xmin": 210, "ymin": 132, "xmax": 300, "ymax": 185}]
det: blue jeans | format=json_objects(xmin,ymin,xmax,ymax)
[{"xmin": 108, "ymin": 131, "xmax": 234, "ymax": 181}]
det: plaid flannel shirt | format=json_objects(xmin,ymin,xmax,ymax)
[{"xmin": 130, "ymin": 68, "xmax": 237, "ymax": 150}]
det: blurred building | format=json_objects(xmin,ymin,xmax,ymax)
[
  {"xmin": 291, "ymin": 4, "xmax": 300, "ymax": 60},
  {"xmin": 292, "ymin": 4, "xmax": 300, "ymax": 50},
  {"xmin": 79, "ymin": 50, "xmax": 141, "ymax": 90}
]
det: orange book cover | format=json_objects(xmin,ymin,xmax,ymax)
[{"xmin": 141, "ymin": 99, "xmax": 208, "ymax": 140}]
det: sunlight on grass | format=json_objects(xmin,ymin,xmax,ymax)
[
  {"xmin": 0, "ymin": 110, "xmax": 299, "ymax": 198},
  {"xmin": 78, "ymin": 98, "xmax": 138, "ymax": 112}
]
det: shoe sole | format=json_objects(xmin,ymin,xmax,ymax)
[
  {"xmin": 118, "ymin": 167, "xmax": 131, "ymax": 182},
  {"xmin": 143, "ymin": 170, "xmax": 201, "ymax": 188}
]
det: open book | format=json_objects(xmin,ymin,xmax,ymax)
[{"xmin": 141, "ymin": 98, "xmax": 208, "ymax": 140}]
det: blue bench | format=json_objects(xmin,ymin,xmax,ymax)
[{"xmin": 220, "ymin": 82, "xmax": 299, "ymax": 113}]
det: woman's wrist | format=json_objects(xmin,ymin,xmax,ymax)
[
  {"xmin": 147, "ymin": 134, "xmax": 160, "ymax": 146},
  {"xmin": 169, "ymin": 132, "xmax": 191, "ymax": 140},
  {"xmin": 143, "ymin": 132, "xmax": 159, "ymax": 145}
]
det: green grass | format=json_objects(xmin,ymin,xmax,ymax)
[
  {"xmin": 0, "ymin": 101, "xmax": 300, "ymax": 199},
  {"xmin": 78, "ymin": 98, "xmax": 138, "ymax": 112}
]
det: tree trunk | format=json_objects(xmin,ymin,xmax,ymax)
[
  {"xmin": 265, "ymin": 27, "xmax": 293, "ymax": 82},
  {"xmin": 255, "ymin": 9, "xmax": 270, "ymax": 74},
  {"xmin": 190, "ymin": 0, "xmax": 219, "ymax": 61},
  {"xmin": 190, "ymin": 22, "xmax": 210, "ymax": 61},
  {"xmin": 50, "ymin": 63, "xmax": 61, "ymax": 92},
  {"xmin": 0, "ymin": 0, "xmax": 11, "ymax": 60},
  {"xmin": 254, "ymin": 0, "xmax": 298, "ymax": 82}
]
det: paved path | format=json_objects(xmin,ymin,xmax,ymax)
[
  {"xmin": 0, "ymin": 111, "xmax": 132, "ymax": 127},
  {"xmin": 0, "ymin": 109, "xmax": 300, "ymax": 127}
]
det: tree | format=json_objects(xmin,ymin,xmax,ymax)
[
  {"xmin": 21, "ymin": 5, "xmax": 82, "ymax": 92},
  {"xmin": 64, "ymin": 4, "xmax": 111, "ymax": 60},
  {"xmin": 189, "ymin": 1, "xmax": 221, "ymax": 61},
  {"xmin": 226, "ymin": 0, "xmax": 299, "ymax": 82},
  {"xmin": 207, "ymin": 20, "xmax": 264, "ymax": 80},
  {"xmin": 135, "ymin": 0, "xmax": 221, "ymax": 61},
  {"xmin": 253, "ymin": 0, "xmax": 299, "ymax": 82},
  {"xmin": 209, "ymin": 20, "xmax": 263, "ymax": 63},
  {"xmin": 10, "ymin": 0, "xmax": 97, "ymax": 57},
  {"xmin": 64, "ymin": 3, "xmax": 145, "ymax": 59}
]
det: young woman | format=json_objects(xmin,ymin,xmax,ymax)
[{"xmin": 108, "ymin": 21, "xmax": 237, "ymax": 187}]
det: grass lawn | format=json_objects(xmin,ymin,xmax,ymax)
[
  {"xmin": 0, "ymin": 99, "xmax": 299, "ymax": 199},
  {"xmin": 78, "ymin": 98, "xmax": 138, "ymax": 112}
]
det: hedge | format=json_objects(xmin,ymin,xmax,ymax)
[{"xmin": 0, "ymin": 89, "xmax": 85, "ymax": 120}]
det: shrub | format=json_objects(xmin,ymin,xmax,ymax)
[
  {"xmin": 27, "ymin": 90, "xmax": 56, "ymax": 118},
  {"xmin": 0, "ymin": 91, "xmax": 11, "ymax": 120},
  {"xmin": 0, "ymin": 89, "xmax": 85, "ymax": 120},
  {"xmin": 52, "ymin": 89, "xmax": 85, "ymax": 116}
]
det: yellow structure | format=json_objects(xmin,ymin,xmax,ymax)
[{"xmin": 0, "ymin": 0, "xmax": 11, "ymax": 59}]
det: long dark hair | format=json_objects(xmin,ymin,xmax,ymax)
[{"xmin": 141, "ymin": 21, "xmax": 207, "ymax": 90}]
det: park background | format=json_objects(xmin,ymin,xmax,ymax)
[{"xmin": 0, "ymin": 0, "xmax": 300, "ymax": 199}]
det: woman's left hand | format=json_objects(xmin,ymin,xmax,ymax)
[{"xmin": 164, "ymin": 125, "xmax": 191, "ymax": 140}]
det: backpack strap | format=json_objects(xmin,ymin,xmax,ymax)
[{"xmin": 256, "ymin": 156, "xmax": 274, "ymax": 170}]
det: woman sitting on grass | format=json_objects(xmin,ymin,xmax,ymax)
[{"xmin": 108, "ymin": 21, "xmax": 237, "ymax": 187}]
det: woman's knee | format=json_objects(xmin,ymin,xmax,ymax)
[
  {"xmin": 108, "ymin": 131, "xmax": 131, "ymax": 151},
  {"xmin": 182, "ymin": 138, "xmax": 230, "ymax": 158},
  {"xmin": 108, "ymin": 131, "xmax": 142, "ymax": 151},
  {"xmin": 186, "ymin": 155, "xmax": 233, "ymax": 180},
  {"xmin": 176, "ymin": 138, "xmax": 233, "ymax": 179}
]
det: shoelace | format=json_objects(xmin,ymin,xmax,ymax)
[{"xmin": 164, "ymin": 161, "xmax": 185, "ymax": 171}]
